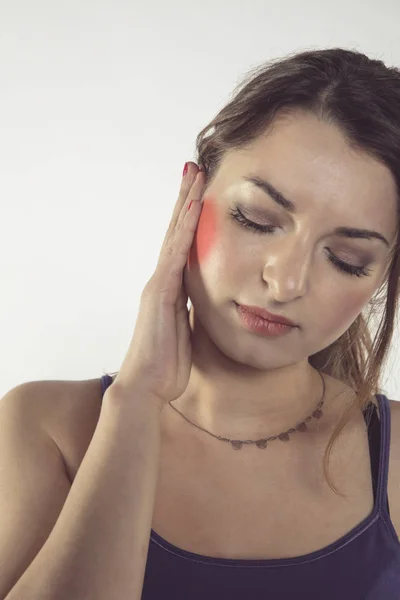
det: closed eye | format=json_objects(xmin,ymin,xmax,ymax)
[{"xmin": 228, "ymin": 206, "xmax": 373, "ymax": 278}]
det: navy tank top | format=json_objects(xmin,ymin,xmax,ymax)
[{"xmin": 100, "ymin": 374, "xmax": 400, "ymax": 598}]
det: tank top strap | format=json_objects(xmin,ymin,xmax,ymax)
[
  {"xmin": 100, "ymin": 374, "xmax": 114, "ymax": 398},
  {"xmin": 374, "ymin": 393, "xmax": 392, "ymax": 515}
]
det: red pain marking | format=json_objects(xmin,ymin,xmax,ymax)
[{"xmin": 187, "ymin": 195, "xmax": 218, "ymax": 269}]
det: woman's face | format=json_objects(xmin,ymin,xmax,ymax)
[{"xmin": 183, "ymin": 112, "xmax": 398, "ymax": 371}]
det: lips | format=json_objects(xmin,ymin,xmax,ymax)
[{"xmin": 236, "ymin": 304, "xmax": 297, "ymax": 327}]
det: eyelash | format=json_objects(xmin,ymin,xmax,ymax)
[{"xmin": 229, "ymin": 207, "xmax": 373, "ymax": 278}]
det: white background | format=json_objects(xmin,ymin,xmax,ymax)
[{"xmin": 1, "ymin": 0, "xmax": 399, "ymax": 400}]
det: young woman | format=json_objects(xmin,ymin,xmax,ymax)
[{"xmin": 2, "ymin": 47, "xmax": 400, "ymax": 599}]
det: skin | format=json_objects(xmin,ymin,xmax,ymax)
[{"xmin": 175, "ymin": 110, "xmax": 398, "ymax": 449}]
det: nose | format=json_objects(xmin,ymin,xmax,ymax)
[{"xmin": 261, "ymin": 239, "xmax": 312, "ymax": 302}]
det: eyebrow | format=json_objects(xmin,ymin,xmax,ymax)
[{"xmin": 243, "ymin": 175, "xmax": 390, "ymax": 247}]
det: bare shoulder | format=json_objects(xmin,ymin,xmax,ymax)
[
  {"xmin": 389, "ymin": 397, "xmax": 400, "ymax": 415},
  {"xmin": 17, "ymin": 378, "xmax": 105, "ymax": 482},
  {"xmin": 389, "ymin": 398, "xmax": 400, "ymax": 459},
  {"xmin": 373, "ymin": 396, "xmax": 400, "ymax": 475},
  {"xmin": 386, "ymin": 398, "xmax": 400, "ymax": 538}
]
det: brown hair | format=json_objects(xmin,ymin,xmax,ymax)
[{"xmin": 109, "ymin": 47, "xmax": 400, "ymax": 497}]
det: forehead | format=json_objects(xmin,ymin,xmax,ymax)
[{"xmin": 220, "ymin": 112, "xmax": 398, "ymax": 245}]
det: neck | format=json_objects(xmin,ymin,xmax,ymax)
[{"xmin": 170, "ymin": 345, "xmax": 330, "ymax": 442}]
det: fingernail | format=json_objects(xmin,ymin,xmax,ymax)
[
  {"xmin": 183, "ymin": 162, "xmax": 188, "ymax": 177},
  {"xmin": 187, "ymin": 200, "xmax": 193, "ymax": 211}
]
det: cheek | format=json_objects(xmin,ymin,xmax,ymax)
[
  {"xmin": 317, "ymin": 288, "xmax": 371, "ymax": 338},
  {"xmin": 187, "ymin": 195, "xmax": 219, "ymax": 269},
  {"xmin": 336, "ymin": 289, "xmax": 372, "ymax": 322}
]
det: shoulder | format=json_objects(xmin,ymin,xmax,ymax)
[
  {"xmin": 9, "ymin": 378, "xmax": 104, "ymax": 482},
  {"xmin": 389, "ymin": 397, "xmax": 400, "ymax": 415},
  {"xmin": 362, "ymin": 396, "xmax": 400, "ymax": 508},
  {"xmin": 370, "ymin": 393, "xmax": 400, "ymax": 427},
  {"xmin": 389, "ymin": 398, "xmax": 400, "ymax": 455},
  {"xmin": 374, "ymin": 397, "xmax": 400, "ymax": 467},
  {"xmin": 12, "ymin": 378, "xmax": 103, "ymax": 430},
  {"xmin": 386, "ymin": 398, "xmax": 400, "ymax": 537}
]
